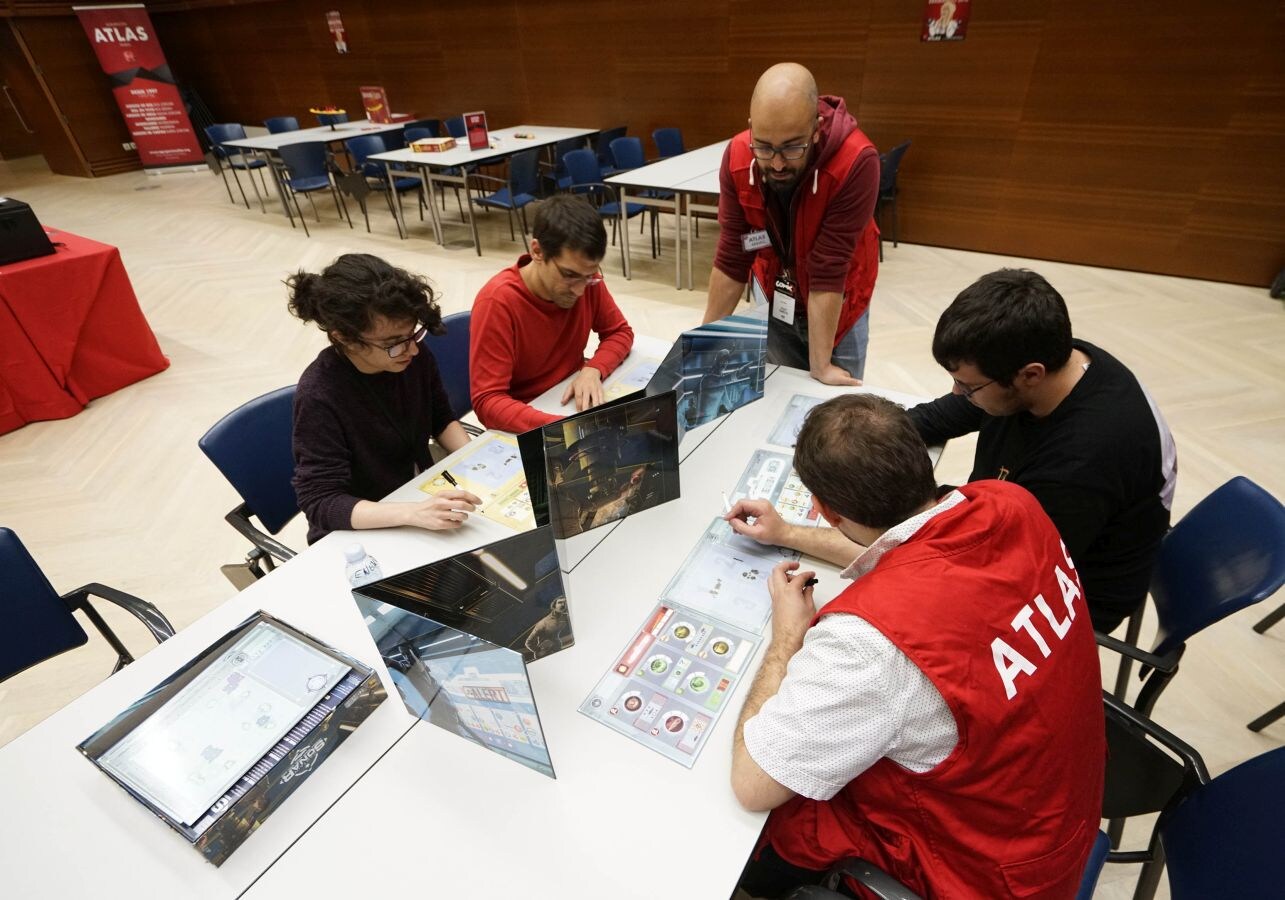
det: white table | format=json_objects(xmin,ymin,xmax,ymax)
[
  {"xmin": 239, "ymin": 367, "xmax": 933, "ymax": 900},
  {"xmin": 370, "ymin": 125, "xmax": 598, "ymax": 249},
  {"xmin": 0, "ymin": 369, "xmax": 936, "ymax": 898},
  {"xmin": 606, "ymin": 140, "xmax": 728, "ymax": 289}
]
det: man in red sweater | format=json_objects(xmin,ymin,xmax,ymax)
[{"xmin": 470, "ymin": 195, "xmax": 635, "ymax": 433}]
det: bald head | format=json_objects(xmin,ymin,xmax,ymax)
[{"xmin": 750, "ymin": 62, "xmax": 818, "ymax": 132}]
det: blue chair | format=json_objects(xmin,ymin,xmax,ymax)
[
  {"xmin": 1098, "ymin": 477, "xmax": 1285, "ymax": 719},
  {"xmin": 876, "ymin": 141, "xmax": 911, "ymax": 261},
  {"xmin": 264, "ymin": 116, "xmax": 299, "ymax": 134},
  {"xmin": 470, "ymin": 148, "xmax": 541, "ymax": 253},
  {"xmin": 0, "ymin": 527, "xmax": 174, "ymax": 683},
  {"xmin": 1160, "ymin": 746, "xmax": 1285, "ymax": 898},
  {"xmin": 345, "ymin": 134, "xmax": 424, "ymax": 235},
  {"xmin": 652, "ymin": 127, "xmax": 685, "ymax": 159},
  {"xmin": 275, "ymin": 142, "xmax": 351, "ymax": 237},
  {"xmin": 563, "ymin": 148, "xmax": 654, "ymax": 268},
  {"xmin": 422, "ymin": 311, "xmax": 481, "ymax": 435},
  {"xmin": 445, "ymin": 116, "xmax": 467, "ymax": 139},
  {"xmin": 205, "ymin": 123, "xmax": 268, "ymax": 211},
  {"xmin": 594, "ymin": 125, "xmax": 627, "ymax": 177},
  {"xmin": 542, "ymin": 136, "xmax": 586, "ymax": 195},
  {"xmin": 315, "ymin": 110, "xmax": 348, "ymax": 127},
  {"xmin": 198, "ymin": 386, "xmax": 300, "ymax": 582}
]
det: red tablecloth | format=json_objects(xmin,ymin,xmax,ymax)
[{"xmin": 0, "ymin": 228, "xmax": 169, "ymax": 435}]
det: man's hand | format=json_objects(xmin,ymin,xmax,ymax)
[
  {"xmin": 767, "ymin": 561, "xmax": 817, "ymax": 650},
  {"xmin": 725, "ymin": 498, "xmax": 794, "ymax": 547},
  {"xmin": 810, "ymin": 361, "xmax": 862, "ymax": 387},
  {"xmin": 401, "ymin": 490, "xmax": 482, "ymax": 531},
  {"xmin": 561, "ymin": 366, "xmax": 604, "ymax": 412}
]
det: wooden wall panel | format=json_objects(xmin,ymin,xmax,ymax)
[{"xmin": 10, "ymin": 0, "xmax": 1281, "ymax": 285}]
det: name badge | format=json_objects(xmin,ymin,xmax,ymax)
[
  {"xmin": 741, "ymin": 230, "xmax": 771, "ymax": 252},
  {"xmin": 772, "ymin": 275, "xmax": 796, "ymax": 325}
]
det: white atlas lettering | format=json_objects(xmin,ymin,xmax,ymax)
[{"xmin": 992, "ymin": 637, "xmax": 1036, "ymax": 701}]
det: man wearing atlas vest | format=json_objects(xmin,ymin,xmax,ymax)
[
  {"xmin": 731, "ymin": 394, "xmax": 1105, "ymax": 899},
  {"xmin": 703, "ymin": 62, "xmax": 880, "ymax": 387}
]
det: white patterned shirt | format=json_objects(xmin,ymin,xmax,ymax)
[{"xmin": 742, "ymin": 492, "xmax": 965, "ymax": 801}]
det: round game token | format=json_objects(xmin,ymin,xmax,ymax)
[
  {"xmin": 646, "ymin": 654, "xmax": 672, "ymax": 675},
  {"xmin": 711, "ymin": 638, "xmax": 732, "ymax": 656},
  {"xmin": 671, "ymin": 622, "xmax": 694, "ymax": 640},
  {"xmin": 662, "ymin": 711, "xmax": 688, "ymax": 734},
  {"xmin": 686, "ymin": 672, "xmax": 710, "ymax": 693}
]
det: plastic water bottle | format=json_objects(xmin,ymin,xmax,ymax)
[{"xmin": 344, "ymin": 543, "xmax": 383, "ymax": 588}]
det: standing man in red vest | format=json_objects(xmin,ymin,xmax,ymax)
[
  {"xmin": 731, "ymin": 395, "xmax": 1105, "ymax": 899},
  {"xmin": 703, "ymin": 62, "xmax": 880, "ymax": 386}
]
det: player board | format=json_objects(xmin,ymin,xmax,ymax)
[
  {"xmin": 659, "ymin": 517, "xmax": 798, "ymax": 635},
  {"xmin": 579, "ymin": 602, "xmax": 760, "ymax": 768},
  {"xmin": 420, "ymin": 432, "xmax": 535, "ymax": 532},
  {"xmin": 729, "ymin": 448, "xmax": 822, "ymax": 529},
  {"xmin": 767, "ymin": 393, "xmax": 827, "ymax": 448}
]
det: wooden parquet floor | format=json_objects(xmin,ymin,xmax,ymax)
[{"xmin": 1, "ymin": 154, "xmax": 1281, "ymax": 898}]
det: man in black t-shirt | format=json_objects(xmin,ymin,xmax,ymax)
[{"xmin": 725, "ymin": 269, "xmax": 1176, "ymax": 633}]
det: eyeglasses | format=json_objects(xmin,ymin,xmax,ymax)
[
  {"xmin": 953, "ymin": 377, "xmax": 995, "ymax": 400},
  {"xmin": 555, "ymin": 264, "xmax": 603, "ymax": 287},
  {"xmin": 748, "ymin": 140, "xmax": 811, "ymax": 162},
  {"xmin": 367, "ymin": 324, "xmax": 428, "ymax": 359}
]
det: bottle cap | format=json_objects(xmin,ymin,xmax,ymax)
[{"xmin": 344, "ymin": 543, "xmax": 367, "ymax": 564}]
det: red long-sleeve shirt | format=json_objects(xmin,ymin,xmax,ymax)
[{"xmin": 470, "ymin": 257, "xmax": 634, "ymax": 433}]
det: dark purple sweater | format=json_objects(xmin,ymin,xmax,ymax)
[{"xmin": 292, "ymin": 345, "xmax": 455, "ymax": 544}]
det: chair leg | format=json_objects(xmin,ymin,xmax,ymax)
[
  {"xmin": 1112, "ymin": 605, "xmax": 1145, "ymax": 701},
  {"xmin": 1248, "ymin": 700, "xmax": 1285, "ymax": 732},
  {"xmin": 1253, "ymin": 600, "xmax": 1285, "ymax": 633}
]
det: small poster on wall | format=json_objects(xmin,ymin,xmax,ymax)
[{"xmin": 921, "ymin": 0, "xmax": 970, "ymax": 42}]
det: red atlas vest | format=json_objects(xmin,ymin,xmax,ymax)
[
  {"xmin": 729, "ymin": 128, "xmax": 879, "ymax": 347},
  {"xmin": 764, "ymin": 481, "xmax": 1105, "ymax": 899}
]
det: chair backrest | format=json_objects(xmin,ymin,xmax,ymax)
[
  {"xmin": 277, "ymin": 142, "xmax": 330, "ymax": 181},
  {"xmin": 422, "ymin": 311, "xmax": 472, "ymax": 418},
  {"xmin": 879, "ymin": 141, "xmax": 912, "ymax": 194},
  {"xmin": 345, "ymin": 134, "xmax": 386, "ymax": 168},
  {"xmin": 198, "ymin": 385, "xmax": 300, "ymax": 534},
  {"xmin": 0, "ymin": 528, "xmax": 89, "ymax": 682},
  {"xmin": 595, "ymin": 125, "xmax": 627, "ymax": 166},
  {"xmin": 204, "ymin": 123, "xmax": 247, "ymax": 158},
  {"xmin": 264, "ymin": 116, "xmax": 299, "ymax": 134},
  {"xmin": 508, "ymin": 148, "xmax": 541, "ymax": 196},
  {"xmin": 1150, "ymin": 476, "xmax": 1285, "ymax": 657},
  {"xmin": 563, "ymin": 148, "xmax": 604, "ymax": 194},
  {"xmin": 652, "ymin": 127, "xmax": 684, "ymax": 158},
  {"xmin": 445, "ymin": 116, "xmax": 467, "ymax": 139},
  {"xmin": 609, "ymin": 136, "xmax": 645, "ymax": 171},
  {"xmin": 1160, "ymin": 745, "xmax": 1285, "ymax": 898}
]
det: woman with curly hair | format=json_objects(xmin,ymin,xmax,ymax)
[{"xmin": 287, "ymin": 253, "xmax": 479, "ymax": 544}]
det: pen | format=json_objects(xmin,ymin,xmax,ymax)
[{"xmin": 441, "ymin": 469, "xmax": 459, "ymax": 487}]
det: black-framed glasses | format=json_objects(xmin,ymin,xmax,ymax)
[
  {"xmin": 749, "ymin": 139, "xmax": 811, "ymax": 162},
  {"xmin": 369, "ymin": 324, "xmax": 428, "ymax": 359},
  {"xmin": 556, "ymin": 264, "xmax": 603, "ymax": 287},
  {"xmin": 953, "ymin": 377, "xmax": 995, "ymax": 400}
]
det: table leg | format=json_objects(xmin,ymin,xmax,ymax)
[{"xmin": 620, "ymin": 187, "xmax": 632, "ymax": 280}]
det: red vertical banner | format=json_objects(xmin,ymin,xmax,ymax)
[
  {"xmin": 73, "ymin": 4, "xmax": 204, "ymax": 169},
  {"xmin": 360, "ymin": 86, "xmax": 391, "ymax": 124}
]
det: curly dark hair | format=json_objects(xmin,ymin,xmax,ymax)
[{"xmin": 285, "ymin": 253, "xmax": 444, "ymax": 345}]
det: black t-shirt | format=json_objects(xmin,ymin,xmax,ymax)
[
  {"xmin": 908, "ymin": 340, "xmax": 1174, "ymax": 631},
  {"xmin": 292, "ymin": 345, "xmax": 456, "ymax": 544}
]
